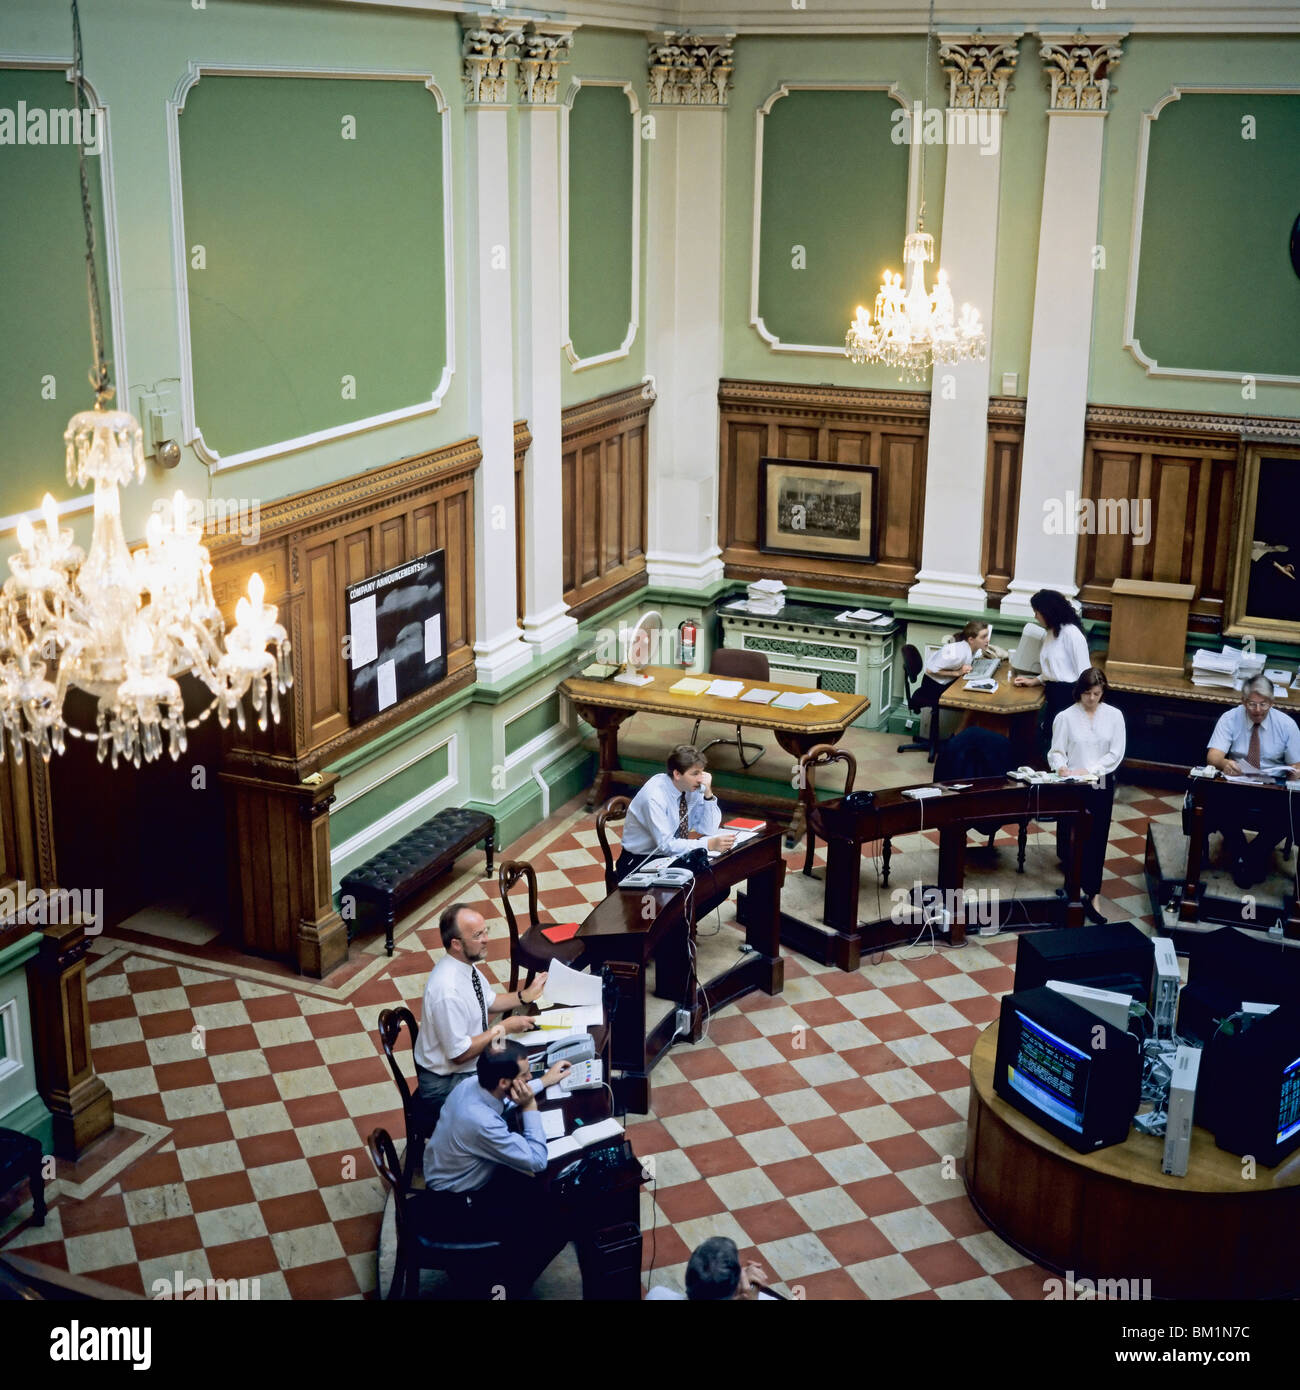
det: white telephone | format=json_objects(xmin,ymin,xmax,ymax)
[{"xmin": 559, "ymin": 1059, "xmax": 603, "ymax": 1091}]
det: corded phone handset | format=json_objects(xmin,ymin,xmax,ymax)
[{"xmin": 547, "ymin": 1034, "xmax": 595, "ymax": 1066}]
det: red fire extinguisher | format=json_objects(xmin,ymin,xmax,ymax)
[{"xmin": 678, "ymin": 619, "xmax": 697, "ymax": 667}]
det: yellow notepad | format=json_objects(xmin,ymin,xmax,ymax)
[{"xmin": 670, "ymin": 677, "xmax": 710, "ymax": 695}]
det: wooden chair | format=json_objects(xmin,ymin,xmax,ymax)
[
  {"xmin": 377, "ymin": 1007, "xmax": 438, "ymax": 1184},
  {"xmin": 596, "ymin": 796, "xmax": 632, "ymax": 894},
  {"xmin": 799, "ymin": 744, "xmax": 858, "ymax": 878},
  {"xmin": 897, "ymin": 643, "xmax": 939, "ymax": 761},
  {"xmin": 498, "ymin": 859, "xmax": 585, "ymax": 993},
  {"xmin": 367, "ymin": 1126, "xmax": 502, "ymax": 1300},
  {"xmin": 690, "ymin": 647, "xmax": 770, "ymax": 768}
]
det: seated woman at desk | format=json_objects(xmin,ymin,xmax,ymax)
[
  {"xmin": 918, "ymin": 620, "xmax": 993, "ymax": 705},
  {"xmin": 616, "ymin": 745, "xmax": 736, "ymax": 881},
  {"xmin": 1013, "ymin": 589, "xmax": 1091, "ymax": 740},
  {"xmin": 1048, "ymin": 668, "xmax": 1126, "ymax": 926},
  {"xmin": 1206, "ymin": 675, "xmax": 1300, "ymax": 888}
]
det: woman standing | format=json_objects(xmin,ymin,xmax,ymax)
[
  {"xmin": 1048, "ymin": 668, "xmax": 1126, "ymax": 925},
  {"xmin": 1012, "ymin": 589, "xmax": 1091, "ymax": 743}
]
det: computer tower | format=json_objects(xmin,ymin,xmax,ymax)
[{"xmin": 1014, "ymin": 922, "xmax": 1155, "ymax": 1002}]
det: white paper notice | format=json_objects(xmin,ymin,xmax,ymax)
[
  {"xmin": 376, "ymin": 659, "xmax": 397, "ymax": 711},
  {"xmin": 424, "ymin": 616, "xmax": 442, "ymax": 664},
  {"xmin": 349, "ymin": 595, "xmax": 378, "ymax": 669}
]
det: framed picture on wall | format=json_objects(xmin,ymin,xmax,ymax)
[
  {"xmin": 1224, "ymin": 443, "xmax": 1300, "ymax": 645},
  {"xmin": 757, "ymin": 458, "xmax": 877, "ymax": 563}
]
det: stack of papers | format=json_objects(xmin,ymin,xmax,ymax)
[
  {"xmin": 804, "ymin": 690, "xmax": 838, "ymax": 706},
  {"xmin": 512, "ymin": 959, "xmax": 603, "ymax": 1042},
  {"xmin": 745, "ymin": 579, "xmax": 786, "ymax": 615},
  {"xmin": 834, "ymin": 608, "xmax": 894, "ymax": 627},
  {"xmin": 669, "ymin": 676, "xmax": 710, "ymax": 695},
  {"xmin": 1191, "ymin": 648, "xmax": 1244, "ymax": 689},
  {"xmin": 739, "ymin": 687, "xmax": 779, "ymax": 705},
  {"xmin": 771, "ymin": 690, "xmax": 811, "ymax": 710},
  {"xmin": 706, "ymin": 678, "xmax": 744, "ymax": 698}
]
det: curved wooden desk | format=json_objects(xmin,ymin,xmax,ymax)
[{"xmin": 965, "ymin": 1021, "xmax": 1300, "ymax": 1299}]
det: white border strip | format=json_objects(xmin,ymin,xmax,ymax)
[
  {"xmin": 750, "ymin": 80, "xmax": 913, "ymax": 356},
  {"xmin": 330, "ymin": 732, "xmax": 459, "ymax": 866},
  {"xmin": 503, "ymin": 687, "xmax": 568, "ymax": 771},
  {"xmin": 0, "ymin": 494, "xmax": 93, "ymax": 540},
  {"xmin": 0, "ymin": 56, "xmax": 130, "ymax": 433},
  {"xmin": 165, "ymin": 63, "xmax": 457, "ymax": 474},
  {"xmin": 1123, "ymin": 83, "xmax": 1300, "ymax": 386},
  {"xmin": 560, "ymin": 78, "xmax": 641, "ymax": 371},
  {"xmin": 0, "ymin": 997, "xmax": 21, "ymax": 1085}
]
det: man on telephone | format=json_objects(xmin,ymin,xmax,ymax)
[
  {"xmin": 616, "ymin": 745, "xmax": 735, "ymax": 881},
  {"xmin": 423, "ymin": 1039, "xmax": 574, "ymax": 1293}
]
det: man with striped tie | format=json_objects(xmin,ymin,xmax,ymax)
[
  {"xmin": 1206, "ymin": 675, "xmax": 1300, "ymax": 888},
  {"xmin": 615, "ymin": 745, "xmax": 734, "ymax": 882}
]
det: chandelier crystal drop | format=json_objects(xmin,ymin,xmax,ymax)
[{"xmin": 0, "ymin": 0, "xmax": 292, "ymax": 770}]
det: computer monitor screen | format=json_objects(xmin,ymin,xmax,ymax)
[
  {"xmin": 1278, "ymin": 1053, "xmax": 1300, "ymax": 1148},
  {"xmin": 1005, "ymin": 1010, "xmax": 1090, "ymax": 1135},
  {"xmin": 994, "ymin": 987, "xmax": 1141, "ymax": 1153}
]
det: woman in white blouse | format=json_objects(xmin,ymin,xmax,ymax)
[
  {"xmin": 1013, "ymin": 589, "xmax": 1092, "ymax": 747},
  {"xmin": 919, "ymin": 620, "xmax": 992, "ymax": 701},
  {"xmin": 1049, "ymin": 668, "xmax": 1126, "ymax": 925}
]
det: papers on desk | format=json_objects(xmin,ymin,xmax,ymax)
[
  {"xmin": 540, "ymin": 1109, "xmax": 567, "ymax": 1141},
  {"xmin": 804, "ymin": 691, "xmax": 838, "ymax": 706},
  {"xmin": 669, "ymin": 676, "xmax": 710, "ymax": 695},
  {"xmin": 739, "ymin": 687, "xmax": 779, "ymax": 705},
  {"xmin": 834, "ymin": 608, "xmax": 893, "ymax": 627},
  {"xmin": 545, "ymin": 957, "xmax": 604, "ymax": 1008},
  {"xmin": 709, "ymin": 828, "xmax": 759, "ymax": 857},
  {"xmin": 545, "ymin": 1116, "xmax": 624, "ymax": 1161},
  {"xmin": 771, "ymin": 690, "xmax": 811, "ymax": 710},
  {"xmin": 706, "ymin": 679, "xmax": 745, "ymax": 698}
]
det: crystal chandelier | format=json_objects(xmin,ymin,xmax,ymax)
[
  {"xmin": 0, "ymin": 1, "xmax": 291, "ymax": 770},
  {"xmin": 844, "ymin": 0, "xmax": 988, "ymax": 380}
]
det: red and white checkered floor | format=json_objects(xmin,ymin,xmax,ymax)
[{"xmin": 0, "ymin": 785, "xmax": 1183, "ymax": 1299}]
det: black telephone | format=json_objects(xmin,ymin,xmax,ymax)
[{"xmin": 553, "ymin": 1138, "xmax": 640, "ymax": 1200}]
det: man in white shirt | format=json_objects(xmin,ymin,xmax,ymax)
[
  {"xmin": 1206, "ymin": 677, "xmax": 1300, "ymax": 887},
  {"xmin": 412, "ymin": 903, "xmax": 547, "ymax": 1123},
  {"xmin": 616, "ymin": 745, "xmax": 734, "ymax": 881}
]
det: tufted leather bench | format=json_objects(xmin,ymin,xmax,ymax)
[{"xmin": 339, "ymin": 808, "xmax": 496, "ymax": 956}]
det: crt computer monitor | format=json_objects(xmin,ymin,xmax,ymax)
[
  {"xmin": 1200, "ymin": 1003, "xmax": 1300, "ymax": 1168},
  {"xmin": 994, "ymin": 987, "xmax": 1142, "ymax": 1153},
  {"xmin": 1014, "ymin": 922, "xmax": 1154, "ymax": 1006}
]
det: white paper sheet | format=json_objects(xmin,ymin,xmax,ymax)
[
  {"xmin": 540, "ymin": 1109, "xmax": 567, "ymax": 1140},
  {"xmin": 349, "ymin": 595, "xmax": 378, "ymax": 668},
  {"xmin": 424, "ymin": 616, "xmax": 442, "ymax": 663},
  {"xmin": 804, "ymin": 691, "xmax": 838, "ymax": 705},
  {"xmin": 545, "ymin": 957, "xmax": 603, "ymax": 1007},
  {"xmin": 706, "ymin": 679, "xmax": 744, "ymax": 698},
  {"xmin": 376, "ymin": 658, "xmax": 397, "ymax": 711},
  {"xmin": 739, "ymin": 687, "xmax": 778, "ymax": 704}
]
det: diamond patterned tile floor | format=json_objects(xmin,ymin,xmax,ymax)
[{"xmin": 0, "ymin": 782, "xmax": 1178, "ymax": 1300}]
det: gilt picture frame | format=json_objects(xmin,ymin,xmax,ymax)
[
  {"xmin": 1224, "ymin": 442, "xmax": 1300, "ymax": 645},
  {"xmin": 757, "ymin": 458, "xmax": 878, "ymax": 563}
]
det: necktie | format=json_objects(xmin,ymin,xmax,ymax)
[
  {"xmin": 469, "ymin": 966, "xmax": 488, "ymax": 1033},
  {"xmin": 677, "ymin": 790, "xmax": 689, "ymax": 838},
  {"xmin": 1247, "ymin": 719, "xmax": 1262, "ymax": 769}
]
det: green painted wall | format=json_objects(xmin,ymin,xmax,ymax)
[
  {"xmin": 504, "ymin": 692, "xmax": 561, "ymax": 757},
  {"xmin": 1131, "ymin": 91, "xmax": 1300, "ymax": 379},
  {"xmin": 1091, "ymin": 34, "xmax": 1300, "ymax": 415},
  {"xmin": 330, "ymin": 740, "xmax": 450, "ymax": 851},
  {"xmin": 723, "ymin": 36, "xmax": 948, "ymax": 391},
  {"xmin": 179, "ymin": 74, "xmax": 447, "ymax": 459},
  {"xmin": 559, "ymin": 28, "xmax": 648, "ymax": 408},
  {"xmin": 0, "ymin": 67, "xmax": 113, "ymax": 513},
  {"xmin": 0, "ymin": 0, "xmax": 470, "ymax": 537},
  {"xmin": 756, "ymin": 88, "xmax": 909, "ymax": 349},
  {"xmin": 567, "ymin": 83, "xmax": 635, "ymax": 361},
  {"xmin": 0, "ymin": 934, "xmax": 52, "ymax": 1148}
]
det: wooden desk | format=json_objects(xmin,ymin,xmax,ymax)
[
  {"xmin": 576, "ymin": 828, "xmax": 785, "ymax": 1113},
  {"xmin": 1099, "ymin": 655, "xmax": 1299, "ymax": 779},
  {"xmin": 804, "ymin": 777, "xmax": 1089, "ymax": 970},
  {"xmin": 559, "ymin": 665, "xmax": 870, "ymax": 832},
  {"xmin": 938, "ymin": 667, "xmax": 1044, "ymax": 759},
  {"xmin": 966, "ymin": 1020, "xmax": 1300, "ymax": 1299},
  {"xmin": 1178, "ymin": 773, "xmax": 1300, "ymax": 936}
]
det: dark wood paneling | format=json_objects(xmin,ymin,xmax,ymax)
[
  {"xmin": 561, "ymin": 385, "xmax": 653, "ymax": 615},
  {"xmin": 717, "ymin": 379, "xmax": 929, "ymax": 599},
  {"xmin": 981, "ymin": 409, "xmax": 1025, "ymax": 604}
]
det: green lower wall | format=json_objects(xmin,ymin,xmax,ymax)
[{"xmin": 0, "ymin": 935, "xmax": 53, "ymax": 1151}]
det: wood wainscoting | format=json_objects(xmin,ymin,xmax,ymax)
[
  {"xmin": 717, "ymin": 379, "xmax": 929, "ymax": 599},
  {"xmin": 205, "ymin": 437, "xmax": 482, "ymax": 976},
  {"xmin": 981, "ymin": 399, "xmax": 1026, "ymax": 606},
  {"xmin": 561, "ymin": 385, "xmax": 652, "ymax": 620}
]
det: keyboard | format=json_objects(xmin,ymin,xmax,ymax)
[{"xmin": 969, "ymin": 656, "xmax": 1001, "ymax": 680}]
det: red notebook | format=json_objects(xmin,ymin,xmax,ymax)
[
  {"xmin": 723, "ymin": 817, "xmax": 765, "ymax": 831},
  {"xmin": 540, "ymin": 922, "xmax": 581, "ymax": 943}
]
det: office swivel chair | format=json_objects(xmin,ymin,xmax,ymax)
[
  {"xmin": 690, "ymin": 647, "xmax": 770, "ymax": 768},
  {"xmin": 897, "ymin": 644, "xmax": 940, "ymax": 762}
]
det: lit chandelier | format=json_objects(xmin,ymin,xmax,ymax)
[
  {"xmin": 0, "ymin": 1, "xmax": 291, "ymax": 769},
  {"xmin": 844, "ymin": 0, "xmax": 987, "ymax": 380}
]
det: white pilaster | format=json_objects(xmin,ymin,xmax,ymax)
[
  {"xmin": 643, "ymin": 32, "xmax": 733, "ymax": 590},
  {"xmin": 1004, "ymin": 34, "xmax": 1125, "ymax": 619},
  {"xmin": 462, "ymin": 17, "xmax": 531, "ymax": 679},
  {"xmin": 516, "ymin": 25, "xmax": 578, "ymax": 654},
  {"xmin": 910, "ymin": 35, "xmax": 1022, "ymax": 615}
]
